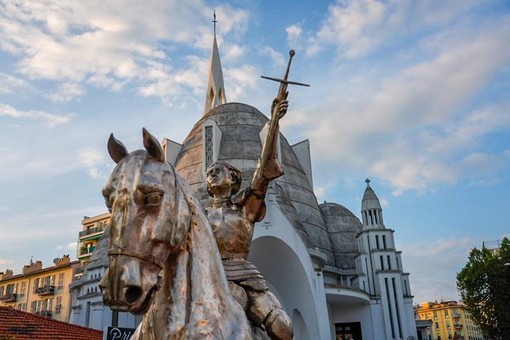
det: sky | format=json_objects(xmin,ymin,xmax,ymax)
[{"xmin": 0, "ymin": 0, "xmax": 509, "ymax": 305}]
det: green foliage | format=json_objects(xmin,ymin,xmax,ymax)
[{"xmin": 457, "ymin": 237, "xmax": 510, "ymax": 339}]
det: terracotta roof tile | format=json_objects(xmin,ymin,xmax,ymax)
[{"xmin": 0, "ymin": 306, "xmax": 103, "ymax": 340}]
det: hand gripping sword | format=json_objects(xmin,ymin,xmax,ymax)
[{"xmin": 254, "ymin": 50, "xmax": 310, "ymax": 183}]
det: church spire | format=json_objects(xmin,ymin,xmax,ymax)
[
  {"xmin": 361, "ymin": 178, "xmax": 384, "ymax": 229},
  {"xmin": 203, "ymin": 11, "xmax": 227, "ymax": 116}
]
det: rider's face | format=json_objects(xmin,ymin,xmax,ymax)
[{"xmin": 206, "ymin": 163, "xmax": 231, "ymax": 194}]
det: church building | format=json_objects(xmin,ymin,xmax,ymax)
[{"xmin": 69, "ymin": 30, "xmax": 417, "ymax": 340}]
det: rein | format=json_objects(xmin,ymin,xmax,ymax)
[{"xmin": 108, "ymin": 247, "xmax": 165, "ymax": 269}]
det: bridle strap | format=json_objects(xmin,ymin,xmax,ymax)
[
  {"xmin": 108, "ymin": 247, "xmax": 165, "ymax": 269},
  {"xmin": 107, "ymin": 160, "xmax": 182, "ymax": 271}
]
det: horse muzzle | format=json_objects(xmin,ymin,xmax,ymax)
[{"xmin": 100, "ymin": 260, "xmax": 160, "ymax": 314}]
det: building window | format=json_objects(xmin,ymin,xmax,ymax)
[
  {"xmin": 55, "ymin": 296, "xmax": 62, "ymax": 314},
  {"xmin": 387, "ymin": 255, "xmax": 392, "ymax": 270},
  {"xmin": 20, "ymin": 281, "xmax": 26, "ymax": 297},
  {"xmin": 380, "ymin": 255, "xmax": 385, "ymax": 270},
  {"xmin": 58, "ymin": 273, "xmax": 64, "ymax": 289},
  {"xmin": 445, "ymin": 309, "xmax": 449, "ymax": 318},
  {"xmin": 434, "ymin": 311, "xmax": 438, "ymax": 319},
  {"xmin": 382, "ymin": 234, "xmax": 387, "ymax": 249},
  {"xmin": 376, "ymin": 235, "xmax": 380, "ymax": 249}
]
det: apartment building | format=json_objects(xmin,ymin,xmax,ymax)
[
  {"xmin": 0, "ymin": 255, "xmax": 79, "ymax": 322},
  {"xmin": 78, "ymin": 213, "xmax": 110, "ymax": 263},
  {"xmin": 415, "ymin": 300, "xmax": 484, "ymax": 340}
]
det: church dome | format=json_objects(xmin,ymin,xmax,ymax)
[
  {"xmin": 319, "ymin": 202, "xmax": 362, "ymax": 269},
  {"xmin": 174, "ymin": 102, "xmax": 335, "ymax": 265}
]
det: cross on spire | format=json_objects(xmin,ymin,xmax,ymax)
[{"xmin": 212, "ymin": 10, "xmax": 218, "ymax": 37}]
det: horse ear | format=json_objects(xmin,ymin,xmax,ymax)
[
  {"xmin": 142, "ymin": 128, "xmax": 165, "ymax": 163},
  {"xmin": 107, "ymin": 133, "xmax": 128, "ymax": 164}
]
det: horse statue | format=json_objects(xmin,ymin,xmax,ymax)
[{"xmin": 99, "ymin": 128, "xmax": 259, "ymax": 339}]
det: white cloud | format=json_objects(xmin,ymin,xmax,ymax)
[
  {"xmin": 48, "ymin": 82, "xmax": 86, "ymax": 102},
  {"xmin": 0, "ymin": 73, "xmax": 34, "ymax": 94},
  {"xmin": 77, "ymin": 148, "xmax": 106, "ymax": 180},
  {"xmin": 398, "ymin": 236, "xmax": 478, "ymax": 303},
  {"xmin": 56, "ymin": 242, "xmax": 77, "ymax": 251},
  {"xmin": 260, "ymin": 47, "xmax": 286, "ymax": 68},
  {"xmin": 0, "ymin": 103, "xmax": 73, "ymax": 126},
  {"xmin": 0, "ymin": 1, "xmax": 250, "ymax": 103},
  {"xmin": 294, "ymin": 16, "xmax": 510, "ymax": 194},
  {"xmin": 306, "ymin": 0, "xmax": 480, "ymax": 59},
  {"xmin": 286, "ymin": 24, "xmax": 303, "ymax": 47}
]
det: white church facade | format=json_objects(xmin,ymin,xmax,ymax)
[{"xmin": 69, "ymin": 33, "xmax": 417, "ymax": 340}]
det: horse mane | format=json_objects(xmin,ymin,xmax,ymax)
[{"xmin": 147, "ymin": 171, "xmax": 250, "ymax": 339}]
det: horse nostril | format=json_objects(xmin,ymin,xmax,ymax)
[{"xmin": 125, "ymin": 286, "xmax": 143, "ymax": 305}]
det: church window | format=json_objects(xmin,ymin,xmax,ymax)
[
  {"xmin": 375, "ymin": 235, "xmax": 380, "ymax": 249},
  {"xmin": 204, "ymin": 125, "xmax": 214, "ymax": 170},
  {"xmin": 384, "ymin": 278, "xmax": 396, "ymax": 339},
  {"xmin": 209, "ymin": 88, "xmax": 215, "ymax": 111},
  {"xmin": 380, "ymin": 256, "xmax": 384, "ymax": 270},
  {"xmin": 382, "ymin": 235, "xmax": 387, "ymax": 249},
  {"xmin": 392, "ymin": 278, "xmax": 403, "ymax": 337},
  {"xmin": 387, "ymin": 255, "xmax": 391, "ymax": 270}
]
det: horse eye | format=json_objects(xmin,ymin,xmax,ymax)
[{"xmin": 144, "ymin": 193, "xmax": 162, "ymax": 207}]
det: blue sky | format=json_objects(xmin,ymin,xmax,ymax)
[{"xmin": 0, "ymin": 0, "xmax": 509, "ymax": 304}]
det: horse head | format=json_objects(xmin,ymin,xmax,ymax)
[{"xmin": 99, "ymin": 128, "xmax": 191, "ymax": 314}]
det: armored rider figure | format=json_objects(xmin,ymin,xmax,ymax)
[{"xmin": 205, "ymin": 98, "xmax": 293, "ymax": 340}]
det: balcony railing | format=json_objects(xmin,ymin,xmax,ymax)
[
  {"xmin": 0, "ymin": 293, "xmax": 17, "ymax": 302},
  {"xmin": 35, "ymin": 285, "xmax": 55, "ymax": 296},
  {"xmin": 454, "ymin": 323, "xmax": 463, "ymax": 329},
  {"xmin": 79, "ymin": 226, "xmax": 106, "ymax": 238},
  {"xmin": 79, "ymin": 245, "xmax": 96, "ymax": 256}
]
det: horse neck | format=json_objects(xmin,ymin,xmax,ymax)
[{"xmin": 143, "ymin": 201, "xmax": 250, "ymax": 339}]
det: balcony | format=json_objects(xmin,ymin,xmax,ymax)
[
  {"xmin": 0, "ymin": 293, "xmax": 17, "ymax": 303},
  {"xmin": 454, "ymin": 323, "xmax": 463, "ymax": 329},
  {"xmin": 78, "ymin": 245, "xmax": 96, "ymax": 258},
  {"xmin": 453, "ymin": 312, "xmax": 461, "ymax": 318},
  {"xmin": 35, "ymin": 285, "xmax": 55, "ymax": 296},
  {"xmin": 79, "ymin": 226, "xmax": 105, "ymax": 238}
]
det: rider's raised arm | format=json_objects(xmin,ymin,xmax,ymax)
[{"xmin": 240, "ymin": 99, "xmax": 287, "ymax": 223}]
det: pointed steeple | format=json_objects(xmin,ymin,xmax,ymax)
[
  {"xmin": 361, "ymin": 178, "xmax": 384, "ymax": 228},
  {"xmin": 203, "ymin": 11, "xmax": 227, "ymax": 116}
]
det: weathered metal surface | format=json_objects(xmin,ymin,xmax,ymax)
[
  {"xmin": 205, "ymin": 95, "xmax": 293, "ymax": 339},
  {"xmin": 99, "ymin": 129, "xmax": 254, "ymax": 339}
]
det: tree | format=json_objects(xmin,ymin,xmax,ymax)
[{"xmin": 457, "ymin": 237, "xmax": 510, "ymax": 339}]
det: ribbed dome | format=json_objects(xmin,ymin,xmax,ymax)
[
  {"xmin": 320, "ymin": 202, "xmax": 362, "ymax": 269},
  {"xmin": 174, "ymin": 102, "xmax": 335, "ymax": 265}
]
